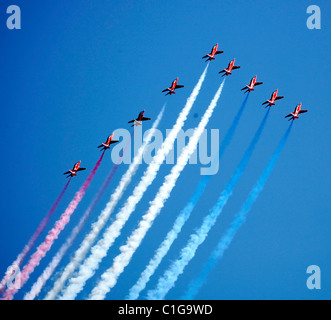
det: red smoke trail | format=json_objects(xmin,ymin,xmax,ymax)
[
  {"xmin": 1, "ymin": 152, "xmax": 105, "ymax": 300},
  {"xmin": 24, "ymin": 131, "xmax": 135, "ymax": 300},
  {"xmin": 0, "ymin": 179, "xmax": 71, "ymax": 294}
]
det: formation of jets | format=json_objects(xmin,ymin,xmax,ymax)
[
  {"xmin": 64, "ymin": 43, "xmax": 308, "ymax": 178},
  {"xmin": 64, "ymin": 109, "xmax": 152, "ymax": 178}
]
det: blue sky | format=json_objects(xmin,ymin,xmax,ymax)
[{"xmin": 0, "ymin": 0, "xmax": 330, "ymax": 300}]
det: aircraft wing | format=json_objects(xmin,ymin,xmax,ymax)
[
  {"xmin": 77, "ymin": 168, "xmax": 86, "ymax": 172},
  {"xmin": 232, "ymin": 66, "xmax": 241, "ymax": 70},
  {"xmin": 141, "ymin": 117, "xmax": 151, "ymax": 121},
  {"xmin": 128, "ymin": 119, "xmax": 135, "ymax": 123},
  {"xmin": 255, "ymin": 82, "xmax": 263, "ymax": 86},
  {"xmin": 109, "ymin": 140, "xmax": 119, "ymax": 144},
  {"xmin": 63, "ymin": 171, "xmax": 71, "ymax": 175},
  {"xmin": 175, "ymin": 85, "xmax": 184, "ymax": 89},
  {"xmin": 284, "ymin": 114, "xmax": 292, "ymax": 118},
  {"xmin": 275, "ymin": 96, "xmax": 284, "ymax": 100},
  {"xmin": 202, "ymin": 55, "xmax": 209, "ymax": 59},
  {"xmin": 299, "ymin": 110, "xmax": 308, "ymax": 114},
  {"xmin": 215, "ymin": 50, "xmax": 223, "ymax": 54},
  {"xmin": 162, "ymin": 88, "xmax": 169, "ymax": 92}
]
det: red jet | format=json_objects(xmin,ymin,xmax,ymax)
[
  {"xmin": 285, "ymin": 103, "xmax": 308, "ymax": 121},
  {"xmin": 262, "ymin": 89, "xmax": 284, "ymax": 107},
  {"xmin": 202, "ymin": 43, "xmax": 224, "ymax": 62},
  {"xmin": 128, "ymin": 110, "xmax": 151, "ymax": 127},
  {"xmin": 162, "ymin": 78, "xmax": 184, "ymax": 96},
  {"xmin": 219, "ymin": 59, "xmax": 241, "ymax": 77},
  {"xmin": 241, "ymin": 76, "xmax": 263, "ymax": 93},
  {"xmin": 63, "ymin": 161, "xmax": 86, "ymax": 178},
  {"xmin": 97, "ymin": 133, "xmax": 119, "ymax": 151}
]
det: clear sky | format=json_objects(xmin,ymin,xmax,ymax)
[{"xmin": 0, "ymin": 0, "xmax": 330, "ymax": 300}]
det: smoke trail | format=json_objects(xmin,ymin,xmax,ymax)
[
  {"xmin": 0, "ymin": 179, "xmax": 70, "ymax": 294},
  {"xmin": 59, "ymin": 66, "xmax": 208, "ymax": 300},
  {"xmin": 127, "ymin": 92, "xmax": 249, "ymax": 300},
  {"xmin": 147, "ymin": 108, "xmax": 270, "ymax": 300},
  {"xmin": 24, "ymin": 133, "xmax": 134, "ymax": 300},
  {"xmin": 1, "ymin": 152, "xmax": 105, "ymax": 300},
  {"xmin": 89, "ymin": 79, "xmax": 225, "ymax": 300},
  {"xmin": 184, "ymin": 122, "xmax": 293, "ymax": 299},
  {"xmin": 45, "ymin": 106, "xmax": 165, "ymax": 300}
]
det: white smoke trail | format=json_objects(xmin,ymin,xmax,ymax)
[
  {"xmin": 44, "ymin": 105, "xmax": 165, "ymax": 300},
  {"xmin": 127, "ymin": 91, "xmax": 248, "ymax": 300},
  {"xmin": 58, "ymin": 66, "xmax": 208, "ymax": 300},
  {"xmin": 88, "ymin": 79, "xmax": 225, "ymax": 300},
  {"xmin": 147, "ymin": 108, "xmax": 270, "ymax": 300}
]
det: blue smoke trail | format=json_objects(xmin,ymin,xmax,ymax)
[
  {"xmin": 184, "ymin": 121, "xmax": 294, "ymax": 299},
  {"xmin": 147, "ymin": 108, "xmax": 270, "ymax": 300},
  {"xmin": 126, "ymin": 94, "xmax": 249, "ymax": 300}
]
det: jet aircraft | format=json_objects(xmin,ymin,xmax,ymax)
[
  {"xmin": 128, "ymin": 110, "xmax": 151, "ymax": 127},
  {"xmin": 97, "ymin": 133, "xmax": 119, "ymax": 151},
  {"xmin": 285, "ymin": 103, "xmax": 308, "ymax": 120},
  {"xmin": 219, "ymin": 59, "xmax": 241, "ymax": 76},
  {"xmin": 241, "ymin": 76, "xmax": 263, "ymax": 93},
  {"xmin": 162, "ymin": 78, "xmax": 184, "ymax": 95},
  {"xmin": 202, "ymin": 43, "xmax": 223, "ymax": 62},
  {"xmin": 63, "ymin": 161, "xmax": 86, "ymax": 178},
  {"xmin": 262, "ymin": 89, "xmax": 284, "ymax": 107}
]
